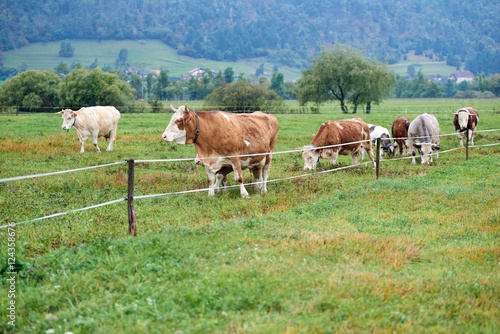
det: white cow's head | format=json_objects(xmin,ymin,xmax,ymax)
[
  {"xmin": 413, "ymin": 142, "xmax": 440, "ymax": 164},
  {"xmin": 162, "ymin": 104, "xmax": 191, "ymax": 144},
  {"xmin": 302, "ymin": 146, "xmax": 320, "ymax": 171},
  {"xmin": 454, "ymin": 109, "xmax": 470, "ymax": 131},
  {"xmin": 56, "ymin": 109, "xmax": 77, "ymax": 130}
]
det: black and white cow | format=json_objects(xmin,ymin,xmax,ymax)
[{"xmin": 362, "ymin": 124, "xmax": 394, "ymax": 160}]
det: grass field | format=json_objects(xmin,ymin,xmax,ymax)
[
  {"xmin": 2, "ymin": 39, "xmax": 457, "ymax": 81},
  {"xmin": 0, "ymin": 106, "xmax": 499, "ymax": 333},
  {"xmin": 1, "ymin": 39, "xmax": 302, "ymax": 81}
]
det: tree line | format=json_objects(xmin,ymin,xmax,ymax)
[
  {"xmin": 1, "ymin": 46, "xmax": 499, "ymax": 113},
  {"xmin": 0, "ymin": 0, "xmax": 499, "ymax": 75}
]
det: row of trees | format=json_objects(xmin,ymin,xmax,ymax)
[{"xmin": 1, "ymin": 46, "xmax": 499, "ymax": 113}]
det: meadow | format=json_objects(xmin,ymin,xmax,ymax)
[
  {"xmin": 0, "ymin": 103, "xmax": 499, "ymax": 333},
  {"xmin": 1, "ymin": 39, "xmax": 457, "ymax": 81}
]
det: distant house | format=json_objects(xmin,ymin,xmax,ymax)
[
  {"xmin": 182, "ymin": 68, "xmax": 220, "ymax": 80},
  {"xmin": 125, "ymin": 68, "xmax": 161, "ymax": 77},
  {"xmin": 449, "ymin": 70, "xmax": 475, "ymax": 83}
]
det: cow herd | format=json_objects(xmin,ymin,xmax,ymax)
[{"xmin": 57, "ymin": 105, "xmax": 479, "ymax": 198}]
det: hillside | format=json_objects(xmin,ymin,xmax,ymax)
[
  {"xmin": 1, "ymin": 0, "xmax": 499, "ymax": 74},
  {"xmin": 1, "ymin": 39, "xmax": 459, "ymax": 81}
]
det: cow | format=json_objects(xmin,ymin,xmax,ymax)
[
  {"xmin": 390, "ymin": 116, "xmax": 411, "ymax": 156},
  {"xmin": 453, "ymin": 107, "xmax": 479, "ymax": 147},
  {"xmin": 362, "ymin": 124, "xmax": 394, "ymax": 159},
  {"xmin": 407, "ymin": 113, "xmax": 441, "ymax": 164},
  {"xmin": 162, "ymin": 105, "xmax": 279, "ymax": 198},
  {"xmin": 57, "ymin": 106, "xmax": 121, "ymax": 153},
  {"xmin": 301, "ymin": 118, "xmax": 376, "ymax": 171}
]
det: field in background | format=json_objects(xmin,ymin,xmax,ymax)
[
  {"xmin": 1, "ymin": 39, "xmax": 302, "ymax": 80},
  {"xmin": 0, "ymin": 109, "xmax": 499, "ymax": 333},
  {"xmin": 2, "ymin": 39, "xmax": 458, "ymax": 81}
]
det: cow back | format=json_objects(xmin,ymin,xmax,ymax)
[
  {"xmin": 392, "ymin": 116, "xmax": 410, "ymax": 139},
  {"xmin": 312, "ymin": 118, "xmax": 370, "ymax": 154}
]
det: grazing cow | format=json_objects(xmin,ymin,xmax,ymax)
[
  {"xmin": 301, "ymin": 118, "xmax": 376, "ymax": 171},
  {"xmin": 453, "ymin": 107, "xmax": 479, "ymax": 147},
  {"xmin": 390, "ymin": 116, "xmax": 411, "ymax": 156},
  {"xmin": 162, "ymin": 105, "xmax": 279, "ymax": 198},
  {"xmin": 408, "ymin": 113, "xmax": 441, "ymax": 164},
  {"xmin": 362, "ymin": 124, "xmax": 394, "ymax": 159},
  {"xmin": 57, "ymin": 106, "xmax": 121, "ymax": 153}
]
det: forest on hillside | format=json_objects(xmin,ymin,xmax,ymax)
[{"xmin": 0, "ymin": 0, "xmax": 499, "ymax": 74}]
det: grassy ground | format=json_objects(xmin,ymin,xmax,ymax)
[
  {"xmin": 0, "ymin": 109, "xmax": 499, "ymax": 333},
  {"xmin": 2, "ymin": 39, "xmax": 457, "ymax": 81}
]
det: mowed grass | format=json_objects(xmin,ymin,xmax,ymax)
[{"xmin": 0, "ymin": 107, "xmax": 499, "ymax": 333}]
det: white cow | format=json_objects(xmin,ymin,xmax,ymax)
[
  {"xmin": 408, "ymin": 113, "xmax": 441, "ymax": 164},
  {"xmin": 57, "ymin": 106, "xmax": 121, "ymax": 153}
]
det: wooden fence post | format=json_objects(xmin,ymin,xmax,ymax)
[
  {"xmin": 376, "ymin": 137, "xmax": 381, "ymax": 179},
  {"xmin": 127, "ymin": 158, "xmax": 137, "ymax": 236},
  {"xmin": 465, "ymin": 128, "xmax": 469, "ymax": 161}
]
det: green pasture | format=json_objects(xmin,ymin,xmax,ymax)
[
  {"xmin": 0, "ymin": 108, "xmax": 499, "ymax": 333},
  {"xmin": 1, "ymin": 39, "xmax": 302, "ymax": 80},
  {"xmin": 2, "ymin": 39, "xmax": 457, "ymax": 81}
]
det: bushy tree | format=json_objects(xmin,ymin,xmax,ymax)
[
  {"xmin": 58, "ymin": 40, "xmax": 74, "ymax": 57},
  {"xmin": 0, "ymin": 70, "xmax": 61, "ymax": 112},
  {"xmin": 204, "ymin": 80, "xmax": 282, "ymax": 112},
  {"xmin": 58, "ymin": 68, "xmax": 133, "ymax": 109}
]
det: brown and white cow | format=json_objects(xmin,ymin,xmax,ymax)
[
  {"xmin": 301, "ymin": 118, "xmax": 376, "ymax": 171},
  {"xmin": 453, "ymin": 107, "xmax": 479, "ymax": 147},
  {"xmin": 57, "ymin": 106, "xmax": 121, "ymax": 153},
  {"xmin": 162, "ymin": 105, "xmax": 279, "ymax": 198},
  {"xmin": 390, "ymin": 116, "xmax": 411, "ymax": 156}
]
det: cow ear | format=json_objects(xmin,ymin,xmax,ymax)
[
  {"xmin": 433, "ymin": 145, "xmax": 440, "ymax": 151},
  {"xmin": 388, "ymin": 123, "xmax": 393, "ymax": 127},
  {"xmin": 413, "ymin": 143, "xmax": 421, "ymax": 149}
]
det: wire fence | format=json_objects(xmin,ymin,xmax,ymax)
[{"xmin": 1, "ymin": 129, "xmax": 499, "ymax": 231}]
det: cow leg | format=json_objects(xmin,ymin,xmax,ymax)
[
  {"xmin": 92, "ymin": 133, "xmax": 101, "ymax": 152},
  {"xmin": 330, "ymin": 150, "xmax": 339, "ymax": 166},
  {"xmin": 470, "ymin": 129, "xmax": 475, "ymax": 146},
  {"xmin": 251, "ymin": 166, "xmax": 264, "ymax": 193},
  {"xmin": 351, "ymin": 152, "xmax": 359, "ymax": 165},
  {"xmin": 204, "ymin": 166, "xmax": 217, "ymax": 196},
  {"xmin": 214, "ymin": 173, "xmax": 226, "ymax": 192},
  {"xmin": 457, "ymin": 131, "xmax": 464, "ymax": 147},
  {"xmin": 366, "ymin": 147, "xmax": 376, "ymax": 168},
  {"xmin": 261, "ymin": 162, "xmax": 271, "ymax": 194},
  {"xmin": 106, "ymin": 128, "xmax": 116, "ymax": 151},
  {"xmin": 78, "ymin": 133, "xmax": 89, "ymax": 153},
  {"xmin": 361, "ymin": 147, "xmax": 365, "ymax": 160},
  {"xmin": 231, "ymin": 160, "xmax": 249, "ymax": 198}
]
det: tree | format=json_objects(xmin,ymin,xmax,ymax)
[
  {"xmin": 89, "ymin": 58, "xmax": 99, "ymax": 69},
  {"xmin": 129, "ymin": 73, "xmax": 143, "ymax": 99},
  {"xmin": 58, "ymin": 40, "xmax": 74, "ymax": 58},
  {"xmin": 115, "ymin": 48, "xmax": 129, "ymax": 68},
  {"xmin": 0, "ymin": 70, "xmax": 61, "ymax": 112},
  {"xmin": 58, "ymin": 68, "xmax": 133, "ymax": 109},
  {"xmin": 256, "ymin": 64, "xmax": 264, "ymax": 77},
  {"xmin": 224, "ymin": 67, "xmax": 235, "ymax": 84},
  {"xmin": 270, "ymin": 72, "xmax": 285, "ymax": 97},
  {"xmin": 488, "ymin": 73, "xmax": 500, "ymax": 96},
  {"xmin": 204, "ymin": 80, "xmax": 282, "ymax": 112},
  {"xmin": 54, "ymin": 62, "xmax": 70, "ymax": 75},
  {"xmin": 297, "ymin": 45, "xmax": 384, "ymax": 113},
  {"xmin": 155, "ymin": 70, "xmax": 169, "ymax": 100}
]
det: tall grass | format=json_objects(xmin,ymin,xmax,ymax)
[{"xmin": 0, "ymin": 110, "xmax": 499, "ymax": 333}]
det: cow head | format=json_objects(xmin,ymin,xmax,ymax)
[
  {"xmin": 301, "ymin": 146, "xmax": 320, "ymax": 171},
  {"xmin": 454, "ymin": 109, "xmax": 469, "ymax": 131},
  {"xmin": 381, "ymin": 134, "xmax": 395, "ymax": 157},
  {"xmin": 162, "ymin": 104, "xmax": 192, "ymax": 144},
  {"xmin": 413, "ymin": 142, "xmax": 440, "ymax": 164},
  {"xmin": 56, "ymin": 109, "xmax": 77, "ymax": 130}
]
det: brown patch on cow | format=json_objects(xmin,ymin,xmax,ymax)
[{"xmin": 391, "ymin": 116, "xmax": 411, "ymax": 155}]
